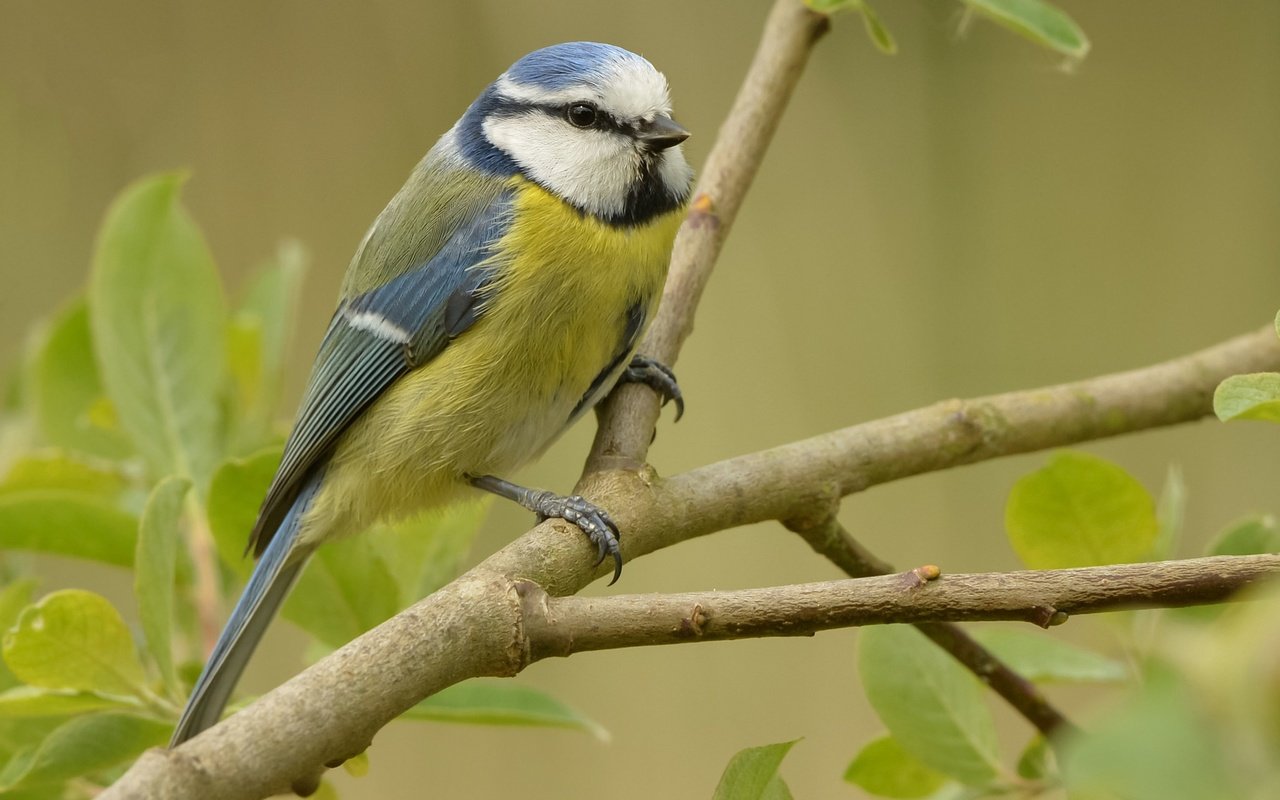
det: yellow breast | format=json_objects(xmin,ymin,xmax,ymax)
[{"xmin": 304, "ymin": 177, "xmax": 685, "ymax": 542}]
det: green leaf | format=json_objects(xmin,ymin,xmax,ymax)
[
  {"xmin": 805, "ymin": 0, "xmax": 857, "ymax": 12},
  {"xmin": 341, "ymin": 750, "xmax": 369, "ymax": 778},
  {"xmin": 1213, "ymin": 373, "xmax": 1280, "ymax": 422},
  {"xmin": 0, "ymin": 687, "xmax": 139, "ymax": 718},
  {"xmin": 713, "ymin": 740, "xmax": 798, "ymax": 800},
  {"xmin": 968, "ymin": 629, "xmax": 1126, "ymax": 683},
  {"xmin": 207, "ymin": 448, "xmax": 281, "ymax": 577},
  {"xmin": 961, "ymin": 0, "xmax": 1089, "ymax": 59},
  {"xmin": 0, "ymin": 491, "xmax": 138, "ymax": 566},
  {"xmin": 312, "ymin": 780, "xmax": 340, "ymax": 800},
  {"xmin": 403, "ymin": 681, "xmax": 607, "ymax": 740},
  {"xmin": 0, "ymin": 453, "xmax": 127, "ymax": 500},
  {"xmin": 858, "ymin": 625, "xmax": 1001, "ymax": 785},
  {"xmin": 2, "ymin": 590, "xmax": 147, "ymax": 699},
  {"xmin": 845, "ymin": 734, "xmax": 948, "ymax": 798},
  {"xmin": 1005, "ymin": 452, "xmax": 1158, "ymax": 569},
  {"xmin": 89, "ymin": 172, "xmax": 228, "ymax": 491},
  {"xmin": 134, "ymin": 476, "xmax": 190, "ymax": 695},
  {"xmin": 0, "ymin": 712, "xmax": 170, "ymax": 791},
  {"xmin": 283, "ymin": 537, "xmax": 400, "ymax": 649},
  {"xmin": 1153, "ymin": 464, "xmax": 1185, "ymax": 560},
  {"xmin": 1016, "ymin": 735, "xmax": 1052, "ymax": 780},
  {"xmin": 227, "ymin": 241, "xmax": 306, "ymax": 453},
  {"xmin": 853, "ymin": 0, "xmax": 897, "ymax": 54},
  {"xmin": 0, "ymin": 579, "xmax": 38, "ymax": 691},
  {"xmin": 31, "ymin": 300, "xmax": 133, "ymax": 460},
  {"xmin": 1207, "ymin": 514, "xmax": 1280, "ymax": 556}
]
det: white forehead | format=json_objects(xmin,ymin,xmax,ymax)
[{"xmin": 494, "ymin": 57, "xmax": 673, "ymax": 122}]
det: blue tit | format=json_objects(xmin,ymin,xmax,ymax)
[{"xmin": 169, "ymin": 42, "xmax": 693, "ymax": 746}]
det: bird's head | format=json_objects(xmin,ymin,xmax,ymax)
[{"xmin": 455, "ymin": 42, "xmax": 693, "ymax": 226}]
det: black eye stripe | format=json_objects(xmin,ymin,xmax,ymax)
[{"xmin": 527, "ymin": 103, "xmax": 627, "ymax": 134}]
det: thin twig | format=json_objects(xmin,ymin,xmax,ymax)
[{"xmin": 516, "ymin": 555, "xmax": 1280, "ymax": 655}]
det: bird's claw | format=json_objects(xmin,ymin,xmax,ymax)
[
  {"xmin": 622, "ymin": 355, "xmax": 684, "ymax": 421},
  {"xmin": 532, "ymin": 493, "xmax": 623, "ymax": 584}
]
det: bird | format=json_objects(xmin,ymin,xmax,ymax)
[{"xmin": 170, "ymin": 41, "xmax": 693, "ymax": 746}]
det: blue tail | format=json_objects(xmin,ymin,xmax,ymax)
[{"xmin": 169, "ymin": 472, "xmax": 324, "ymax": 746}]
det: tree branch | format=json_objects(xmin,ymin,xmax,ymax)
[{"xmin": 517, "ymin": 555, "xmax": 1280, "ymax": 656}]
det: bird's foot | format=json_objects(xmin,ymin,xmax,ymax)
[
  {"xmin": 469, "ymin": 475, "xmax": 623, "ymax": 584},
  {"xmin": 621, "ymin": 355, "xmax": 684, "ymax": 420}
]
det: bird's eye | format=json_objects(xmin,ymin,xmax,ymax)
[{"xmin": 566, "ymin": 102, "xmax": 598, "ymax": 128}]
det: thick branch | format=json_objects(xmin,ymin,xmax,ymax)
[
  {"xmin": 646, "ymin": 325, "xmax": 1280, "ymax": 554},
  {"xmin": 585, "ymin": 0, "xmax": 829, "ymax": 473}
]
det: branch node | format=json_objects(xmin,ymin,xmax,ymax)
[
  {"xmin": 1028, "ymin": 605, "xmax": 1064, "ymax": 628},
  {"xmin": 687, "ymin": 192, "xmax": 720, "ymax": 229},
  {"xmin": 677, "ymin": 603, "xmax": 709, "ymax": 638},
  {"xmin": 914, "ymin": 564, "xmax": 942, "ymax": 582}
]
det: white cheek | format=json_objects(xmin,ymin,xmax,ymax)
[{"xmin": 483, "ymin": 113, "xmax": 637, "ymax": 218}]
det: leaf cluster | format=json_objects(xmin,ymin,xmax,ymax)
[{"xmin": 0, "ymin": 175, "xmax": 601, "ymax": 798}]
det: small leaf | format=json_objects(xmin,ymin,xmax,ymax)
[
  {"xmin": 969, "ymin": 629, "xmax": 1126, "ymax": 683},
  {"xmin": 0, "ymin": 579, "xmax": 38, "ymax": 691},
  {"xmin": 0, "ymin": 491, "xmax": 138, "ymax": 566},
  {"xmin": 713, "ymin": 740, "xmax": 799, "ymax": 800},
  {"xmin": 0, "ymin": 712, "xmax": 170, "ymax": 791},
  {"xmin": 1005, "ymin": 452, "xmax": 1158, "ymax": 569},
  {"xmin": 0, "ymin": 453, "xmax": 127, "ymax": 500},
  {"xmin": 134, "ymin": 476, "xmax": 191, "ymax": 695},
  {"xmin": 1213, "ymin": 373, "xmax": 1280, "ymax": 422},
  {"xmin": 341, "ymin": 751, "xmax": 369, "ymax": 778},
  {"xmin": 858, "ymin": 625, "xmax": 1001, "ymax": 785},
  {"xmin": 31, "ymin": 300, "xmax": 133, "ymax": 460},
  {"xmin": 403, "ymin": 681, "xmax": 607, "ymax": 740},
  {"xmin": 207, "ymin": 448, "xmax": 281, "ymax": 576},
  {"xmin": 2, "ymin": 590, "xmax": 147, "ymax": 699},
  {"xmin": 89, "ymin": 172, "xmax": 229, "ymax": 491},
  {"xmin": 961, "ymin": 0, "xmax": 1089, "ymax": 59},
  {"xmin": 1016, "ymin": 735, "xmax": 1052, "ymax": 780},
  {"xmin": 312, "ymin": 781, "xmax": 341, "ymax": 800},
  {"xmin": 0, "ymin": 687, "xmax": 139, "ymax": 718},
  {"xmin": 845, "ymin": 734, "xmax": 948, "ymax": 798},
  {"xmin": 1153, "ymin": 464, "xmax": 1185, "ymax": 560},
  {"xmin": 853, "ymin": 0, "xmax": 897, "ymax": 54},
  {"xmin": 805, "ymin": 0, "xmax": 858, "ymax": 12},
  {"xmin": 1207, "ymin": 515, "xmax": 1280, "ymax": 556}
]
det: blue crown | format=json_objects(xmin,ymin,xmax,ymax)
[{"xmin": 505, "ymin": 42, "xmax": 648, "ymax": 90}]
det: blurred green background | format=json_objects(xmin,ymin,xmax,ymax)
[{"xmin": 1, "ymin": 0, "xmax": 1278, "ymax": 797}]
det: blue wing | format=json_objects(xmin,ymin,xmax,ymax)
[{"xmin": 247, "ymin": 191, "xmax": 513, "ymax": 556}]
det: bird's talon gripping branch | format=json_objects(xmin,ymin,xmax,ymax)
[
  {"xmin": 470, "ymin": 476, "xmax": 624, "ymax": 584},
  {"xmin": 622, "ymin": 355, "xmax": 685, "ymax": 421}
]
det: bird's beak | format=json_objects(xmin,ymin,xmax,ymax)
[{"xmin": 636, "ymin": 116, "xmax": 690, "ymax": 150}]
